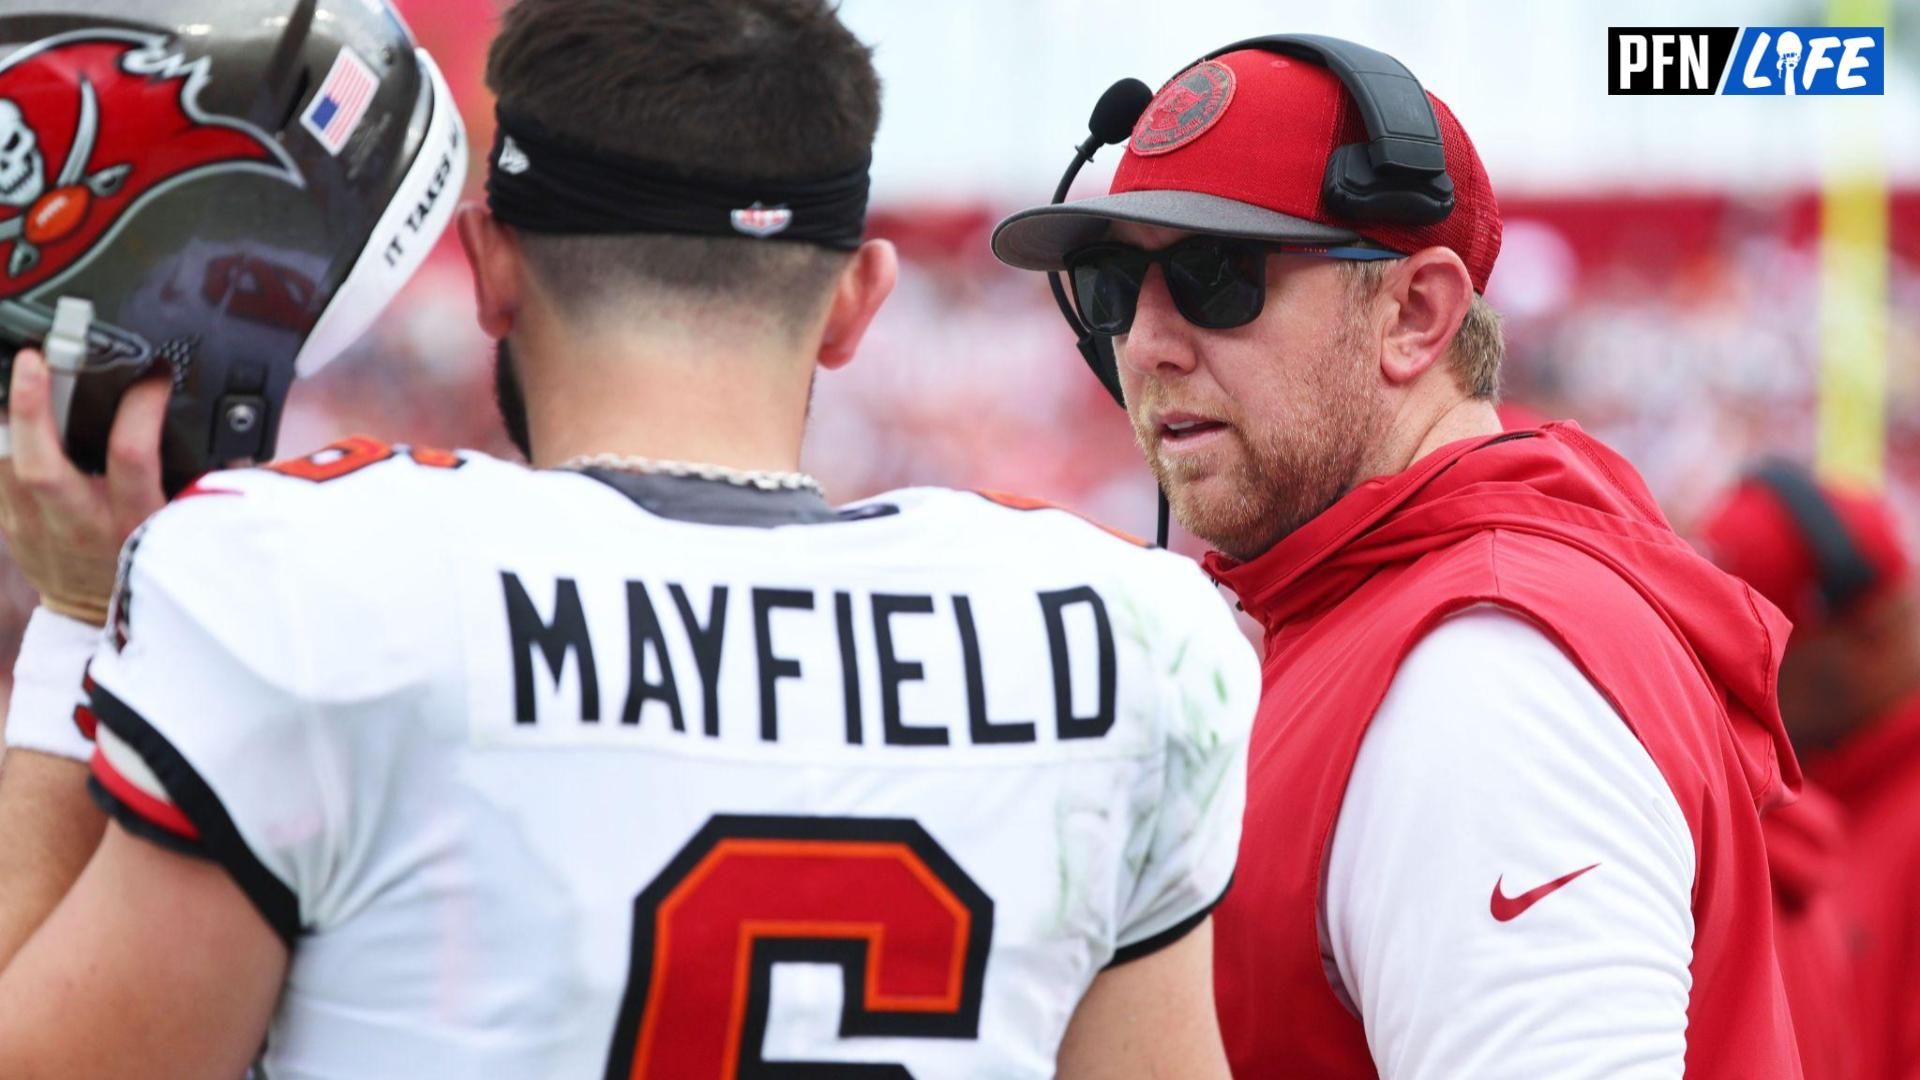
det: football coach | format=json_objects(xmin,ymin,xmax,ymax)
[{"xmin": 991, "ymin": 35, "xmax": 1804, "ymax": 1077}]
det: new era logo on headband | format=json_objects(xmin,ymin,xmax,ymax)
[
  {"xmin": 730, "ymin": 203, "xmax": 792, "ymax": 238},
  {"xmin": 496, "ymin": 136, "xmax": 530, "ymax": 175},
  {"xmin": 488, "ymin": 107, "xmax": 867, "ymax": 250}
]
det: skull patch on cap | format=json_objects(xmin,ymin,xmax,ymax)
[{"xmin": 1130, "ymin": 61, "xmax": 1235, "ymax": 156}]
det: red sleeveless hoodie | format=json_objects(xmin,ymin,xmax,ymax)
[{"xmin": 1207, "ymin": 424, "xmax": 1803, "ymax": 1077}]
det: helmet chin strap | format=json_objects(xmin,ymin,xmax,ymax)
[
  {"xmin": 0, "ymin": 296, "xmax": 98, "ymax": 462},
  {"xmin": 41, "ymin": 296, "xmax": 89, "ymax": 447}
]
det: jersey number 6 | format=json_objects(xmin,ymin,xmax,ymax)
[{"xmin": 603, "ymin": 815, "xmax": 995, "ymax": 1079}]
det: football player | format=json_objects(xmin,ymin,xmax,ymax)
[{"xmin": 0, "ymin": 2, "xmax": 1257, "ymax": 1077}]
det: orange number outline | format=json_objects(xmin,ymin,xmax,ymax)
[
  {"xmin": 604, "ymin": 815, "xmax": 994, "ymax": 1079},
  {"xmin": 265, "ymin": 435, "xmax": 464, "ymax": 483}
]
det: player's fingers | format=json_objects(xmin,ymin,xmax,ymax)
[
  {"xmin": 0, "ymin": 373, "xmax": 19, "ymax": 526},
  {"xmin": 104, "ymin": 373, "xmax": 171, "ymax": 527},
  {"xmin": 0, "ymin": 448, "xmax": 27, "ymax": 536},
  {"xmin": 7, "ymin": 348, "xmax": 85, "ymax": 499}
]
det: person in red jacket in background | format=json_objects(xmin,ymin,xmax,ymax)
[
  {"xmin": 1762, "ymin": 778, "xmax": 1859, "ymax": 1080},
  {"xmin": 994, "ymin": 33, "xmax": 1804, "ymax": 1077},
  {"xmin": 1703, "ymin": 461, "xmax": 1920, "ymax": 1079}
]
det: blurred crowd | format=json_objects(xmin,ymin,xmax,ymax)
[
  {"xmin": 1, "ymin": 0, "xmax": 1916, "ymax": 737},
  {"xmin": 0, "ymin": 186, "xmax": 1914, "ymax": 696},
  {"xmin": 0, "ymin": 1, "xmax": 1915, "ymax": 1073}
]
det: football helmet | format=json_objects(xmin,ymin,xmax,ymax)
[{"xmin": 0, "ymin": 0, "xmax": 466, "ymax": 489}]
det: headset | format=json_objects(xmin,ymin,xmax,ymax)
[
  {"xmin": 1747, "ymin": 458, "xmax": 1881, "ymax": 617},
  {"xmin": 1046, "ymin": 35, "xmax": 1455, "ymax": 410},
  {"xmin": 1042, "ymin": 35, "xmax": 1455, "ymax": 545}
]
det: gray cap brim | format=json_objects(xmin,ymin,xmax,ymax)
[{"xmin": 991, "ymin": 190, "xmax": 1362, "ymax": 271}]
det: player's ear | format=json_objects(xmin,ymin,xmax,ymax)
[
  {"xmin": 456, "ymin": 202, "xmax": 523, "ymax": 341},
  {"xmin": 816, "ymin": 238, "xmax": 897, "ymax": 372},
  {"xmin": 1378, "ymin": 247, "xmax": 1473, "ymax": 388}
]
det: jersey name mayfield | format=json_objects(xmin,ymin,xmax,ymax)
[
  {"xmin": 498, "ymin": 568, "xmax": 1119, "ymax": 747},
  {"xmin": 83, "ymin": 441, "xmax": 1258, "ymax": 1079}
]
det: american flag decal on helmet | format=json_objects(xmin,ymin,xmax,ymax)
[
  {"xmin": 301, "ymin": 48, "xmax": 380, "ymax": 157},
  {"xmin": 730, "ymin": 203, "xmax": 792, "ymax": 238}
]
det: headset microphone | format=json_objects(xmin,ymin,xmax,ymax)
[
  {"xmin": 1045, "ymin": 78, "xmax": 1150, "ymax": 405},
  {"xmin": 1055, "ymin": 77, "xmax": 1153, "ymax": 201},
  {"xmin": 1083, "ymin": 79, "xmax": 1155, "ymax": 162},
  {"xmin": 1040, "ymin": 77, "xmax": 1167, "ymax": 546}
]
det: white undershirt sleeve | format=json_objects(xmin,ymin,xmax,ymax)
[{"xmin": 1324, "ymin": 605, "xmax": 1696, "ymax": 1079}]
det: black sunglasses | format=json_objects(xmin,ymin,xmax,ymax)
[{"xmin": 1064, "ymin": 235, "xmax": 1404, "ymax": 336}]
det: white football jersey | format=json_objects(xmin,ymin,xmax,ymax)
[{"xmin": 82, "ymin": 439, "xmax": 1258, "ymax": 1079}]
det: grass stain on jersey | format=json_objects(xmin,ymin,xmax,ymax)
[{"xmin": 1050, "ymin": 794, "xmax": 1117, "ymax": 938}]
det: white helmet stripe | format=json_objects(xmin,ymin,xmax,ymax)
[{"xmin": 293, "ymin": 49, "xmax": 466, "ymax": 378}]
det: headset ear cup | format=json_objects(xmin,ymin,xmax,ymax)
[
  {"xmin": 1748, "ymin": 460, "xmax": 1881, "ymax": 613},
  {"xmin": 1320, "ymin": 144, "xmax": 1372, "ymax": 222},
  {"xmin": 1077, "ymin": 335, "xmax": 1126, "ymax": 408},
  {"xmin": 1322, "ymin": 144, "xmax": 1454, "ymax": 226}
]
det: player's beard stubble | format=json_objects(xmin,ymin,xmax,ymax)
[
  {"xmin": 1129, "ymin": 310, "xmax": 1387, "ymax": 563},
  {"xmin": 494, "ymin": 339, "xmax": 534, "ymax": 462}
]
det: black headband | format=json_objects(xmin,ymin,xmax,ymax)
[{"xmin": 485, "ymin": 107, "xmax": 870, "ymax": 251}]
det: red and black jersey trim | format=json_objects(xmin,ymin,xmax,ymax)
[
  {"xmin": 83, "ymin": 681, "xmax": 302, "ymax": 945},
  {"xmin": 90, "ymin": 751, "xmax": 201, "ymax": 842},
  {"xmin": 72, "ymin": 667, "xmax": 100, "ymax": 739},
  {"xmin": 89, "ymin": 779, "xmax": 205, "ymax": 859},
  {"xmin": 1106, "ymin": 875, "xmax": 1233, "ymax": 969}
]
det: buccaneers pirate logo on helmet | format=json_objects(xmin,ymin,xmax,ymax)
[
  {"xmin": 0, "ymin": 2, "xmax": 466, "ymax": 490},
  {"xmin": 0, "ymin": 32, "xmax": 301, "ymax": 290}
]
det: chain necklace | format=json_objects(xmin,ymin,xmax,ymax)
[{"xmin": 554, "ymin": 453, "xmax": 824, "ymax": 495}]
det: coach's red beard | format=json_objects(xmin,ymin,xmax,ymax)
[{"xmin": 1131, "ymin": 351, "xmax": 1385, "ymax": 563}]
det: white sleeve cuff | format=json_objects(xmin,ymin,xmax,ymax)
[{"xmin": 5, "ymin": 606, "xmax": 103, "ymax": 762}]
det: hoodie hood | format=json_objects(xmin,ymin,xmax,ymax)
[
  {"xmin": 1207, "ymin": 421, "xmax": 1800, "ymax": 811},
  {"xmin": 1762, "ymin": 781, "xmax": 1846, "ymax": 907}
]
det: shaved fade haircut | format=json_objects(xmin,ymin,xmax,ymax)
[{"xmin": 487, "ymin": 0, "xmax": 882, "ymax": 331}]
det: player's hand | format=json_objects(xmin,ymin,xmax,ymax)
[{"xmin": 0, "ymin": 348, "xmax": 170, "ymax": 626}]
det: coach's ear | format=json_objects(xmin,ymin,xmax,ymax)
[
  {"xmin": 457, "ymin": 203, "xmax": 524, "ymax": 341},
  {"xmin": 817, "ymin": 238, "xmax": 897, "ymax": 371},
  {"xmin": 1378, "ymin": 246, "xmax": 1472, "ymax": 388}
]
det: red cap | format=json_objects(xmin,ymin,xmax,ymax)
[
  {"xmin": 1700, "ymin": 472, "xmax": 1912, "ymax": 629},
  {"xmin": 993, "ymin": 47, "xmax": 1503, "ymax": 292}
]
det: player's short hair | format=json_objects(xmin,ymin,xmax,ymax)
[
  {"xmin": 1340, "ymin": 259, "xmax": 1503, "ymax": 401},
  {"xmin": 486, "ymin": 0, "xmax": 882, "ymax": 331}
]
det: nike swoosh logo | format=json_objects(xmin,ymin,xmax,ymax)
[{"xmin": 1490, "ymin": 863, "xmax": 1600, "ymax": 922}]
